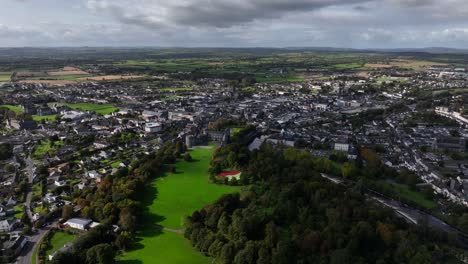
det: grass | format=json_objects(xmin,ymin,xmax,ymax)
[
  {"xmin": 160, "ymin": 87, "xmax": 193, "ymax": 92},
  {"xmin": 63, "ymin": 103, "xmax": 118, "ymax": 115},
  {"xmin": 32, "ymin": 114, "xmax": 58, "ymax": 121},
  {"xmin": 333, "ymin": 63, "xmax": 363, "ymax": 69},
  {"xmin": 0, "ymin": 73, "xmax": 11, "ymax": 82},
  {"xmin": 374, "ymin": 181, "xmax": 437, "ymax": 210},
  {"xmin": 45, "ymin": 231, "xmax": 76, "ymax": 257},
  {"xmin": 111, "ymin": 161, "xmax": 122, "ymax": 168},
  {"xmin": 33, "ymin": 140, "xmax": 63, "ymax": 159},
  {"xmin": 120, "ymin": 146, "xmax": 239, "ymax": 264},
  {"xmin": 0, "ymin": 105, "xmax": 23, "ymax": 113},
  {"xmin": 13, "ymin": 205, "xmax": 24, "ymax": 219}
]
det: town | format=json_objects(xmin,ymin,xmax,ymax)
[{"xmin": 0, "ymin": 48, "xmax": 467, "ymax": 263}]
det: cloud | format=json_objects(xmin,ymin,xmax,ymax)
[{"xmin": 86, "ymin": 0, "xmax": 371, "ymax": 29}]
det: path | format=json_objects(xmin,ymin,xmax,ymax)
[{"xmin": 153, "ymin": 224, "xmax": 184, "ymax": 235}]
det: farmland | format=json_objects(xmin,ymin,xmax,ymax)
[
  {"xmin": 77, "ymin": 75, "xmax": 146, "ymax": 81},
  {"xmin": 120, "ymin": 146, "xmax": 239, "ymax": 263},
  {"xmin": 0, "ymin": 72, "xmax": 11, "ymax": 82}
]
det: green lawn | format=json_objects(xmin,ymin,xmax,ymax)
[
  {"xmin": 0, "ymin": 105, "xmax": 23, "ymax": 113},
  {"xmin": 32, "ymin": 114, "xmax": 58, "ymax": 121},
  {"xmin": 13, "ymin": 205, "xmax": 24, "ymax": 219},
  {"xmin": 45, "ymin": 232, "xmax": 76, "ymax": 257},
  {"xmin": 33, "ymin": 140, "xmax": 63, "ymax": 159},
  {"xmin": 390, "ymin": 183, "xmax": 437, "ymax": 210},
  {"xmin": 120, "ymin": 146, "xmax": 240, "ymax": 264},
  {"xmin": 63, "ymin": 103, "xmax": 118, "ymax": 115},
  {"xmin": 373, "ymin": 180, "xmax": 437, "ymax": 210}
]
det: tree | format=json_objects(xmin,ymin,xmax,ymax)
[
  {"xmin": 62, "ymin": 205, "xmax": 73, "ymax": 221},
  {"xmin": 118, "ymin": 208, "xmax": 137, "ymax": 232},
  {"xmin": 0, "ymin": 143, "xmax": 13, "ymax": 160},
  {"xmin": 85, "ymin": 244, "xmax": 115, "ymax": 264},
  {"xmin": 115, "ymin": 233, "xmax": 133, "ymax": 251},
  {"xmin": 183, "ymin": 153, "xmax": 193, "ymax": 162}
]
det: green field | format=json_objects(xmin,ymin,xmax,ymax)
[
  {"xmin": 160, "ymin": 87, "xmax": 193, "ymax": 92},
  {"xmin": 374, "ymin": 181, "xmax": 437, "ymax": 210},
  {"xmin": 33, "ymin": 114, "xmax": 58, "ymax": 121},
  {"xmin": 63, "ymin": 103, "xmax": 118, "ymax": 115},
  {"xmin": 333, "ymin": 63, "xmax": 363, "ymax": 69},
  {"xmin": 45, "ymin": 232, "xmax": 76, "ymax": 257},
  {"xmin": 0, "ymin": 105, "xmax": 23, "ymax": 113},
  {"xmin": 120, "ymin": 146, "xmax": 240, "ymax": 264},
  {"xmin": 0, "ymin": 73, "xmax": 11, "ymax": 82}
]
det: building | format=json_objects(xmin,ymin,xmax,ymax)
[
  {"xmin": 2, "ymin": 235, "xmax": 27, "ymax": 258},
  {"xmin": 64, "ymin": 218, "xmax": 92, "ymax": 230},
  {"xmin": 5, "ymin": 119, "xmax": 37, "ymax": 130},
  {"xmin": 0, "ymin": 219, "xmax": 17, "ymax": 232},
  {"xmin": 334, "ymin": 136, "xmax": 350, "ymax": 152},
  {"xmin": 144, "ymin": 122, "xmax": 162, "ymax": 133},
  {"xmin": 433, "ymin": 137, "xmax": 466, "ymax": 153}
]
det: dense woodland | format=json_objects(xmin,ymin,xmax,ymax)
[{"xmin": 187, "ymin": 143, "xmax": 465, "ymax": 264}]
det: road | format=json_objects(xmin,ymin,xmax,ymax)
[
  {"xmin": 24, "ymin": 156, "xmax": 36, "ymax": 220},
  {"xmin": 16, "ymin": 228, "xmax": 49, "ymax": 264},
  {"xmin": 321, "ymin": 173, "xmax": 468, "ymax": 246}
]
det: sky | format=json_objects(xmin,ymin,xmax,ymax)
[{"xmin": 2, "ymin": 0, "xmax": 468, "ymax": 48}]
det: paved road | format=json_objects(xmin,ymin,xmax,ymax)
[
  {"xmin": 24, "ymin": 156, "xmax": 36, "ymax": 220},
  {"xmin": 16, "ymin": 228, "xmax": 49, "ymax": 264},
  {"xmin": 321, "ymin": 173, "xmax": 468, "ymax": 244}
]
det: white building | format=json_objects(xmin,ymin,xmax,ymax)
[
  {"xmin": 145, "ymin": 122, "xmax": 162, "ymax": 133},
  {"xmin": 64, "ymin": 218, "xmax": 92, "ymax": 231}
]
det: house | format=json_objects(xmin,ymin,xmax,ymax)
[
  {"xmin": 5, "ymin": 119, "xmax": 37, "ymax": 130},
  {"xmin": 44, "ymin": 193, "xmax": 58, "ymax": 203},
  {"xmin": 334, "ymin": 137, "xmax": 350, "ymax": 152},
  {"xmin": 0, "ymin": 219, "xmax": 17, "ymax": 232},
  {"xmin": 145, "ymin": 122, "xmax": 162, "ymax": 133},
  {"xmin": 433, "ymin": 137, "xmax": 466, "ymax": 153},
  {"xmin": 64, "ymin": 218, "xmax": 92, "ymax": 230},
  {"xmin": 6, "ymin": 197, "xmax": 17, "ymax": 207},
  {"xmin": 2, "ymin": 235, "xmax": 27, "ymax": 257}
]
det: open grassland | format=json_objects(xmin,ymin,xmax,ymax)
[
  {"xmin": 148, "ymin": 147, "xmax": 239, "ymax": 229},
  {"xmin": 120, "ymin": 147, "xmax": 239, "ymax": 264},
  {"xmin": 63, "ymin": 102, "xmax": 118, "ymax": 115}
]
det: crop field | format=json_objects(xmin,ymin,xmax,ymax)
[
  {"xmin": 47, "ymin": 68, "xmax": 88, "ymax": 76},
  {"xmin": 18, "ymin": 79, "xmax": 75, "ymax": 86},
  {"xmin": 78, "ymin": 75, "xmax": 146, "ymax": 81},
  {"xmin": 0, "ymin": 72, "xmax": 11, "ymax": 82},
  {"xmin": 120, "ymin": 146, "xmax": 239, "ymax": 264},
  {"xmin": 63, "ymin": 103, "xmax": 118, "ymax": 115}
]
